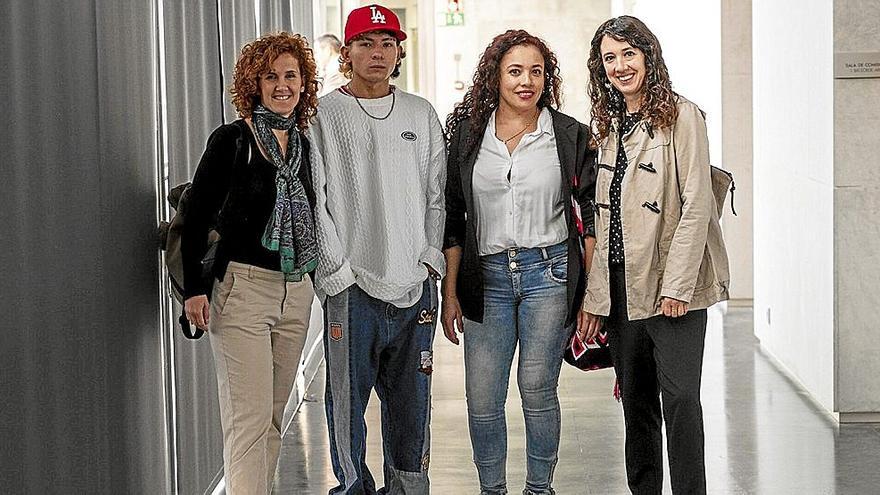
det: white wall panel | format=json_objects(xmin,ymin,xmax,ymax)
[{"xmin": 752, "ymin": 0, "xmax": 834, "ymax": 412}]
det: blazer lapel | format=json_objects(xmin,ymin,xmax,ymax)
[
  {"xmin": 551, "ymin": 109, "xmax": 578, "ymax": 226},
  {"xmin": 460, "ymin": 118, "xmax": 482, "ymax": 214}
]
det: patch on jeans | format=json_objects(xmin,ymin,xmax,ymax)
[
  {"xmin": 417, "ymin": 307, "xmax": 436, "ymax": 325},
  {"xmin": 421, "ymin": 450, "xmax": 430, "ymax": 471},
  {"xmin": 418, "ymin": 350, "xmax": 433, "ymax": 375},
  {"xmin": 329, "ymin": 322, "xmax": 343, "ymax": 341}
]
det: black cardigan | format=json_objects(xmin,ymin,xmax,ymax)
[
  {"xmin": 443, "ymin": 108, "xmax": 597, "ymax": 326},
  {"xmin": 181, "ymin": 120, "xmax": 315, "ymax": 298}
]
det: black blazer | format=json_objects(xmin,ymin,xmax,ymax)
[{"xmin": 443, "ymin": 108, "xmax": 597, "ymax": 325}]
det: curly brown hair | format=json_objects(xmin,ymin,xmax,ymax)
[
  {"xmin": 445, "ymin": 30, "xmax": 563, "ymax": 158},
  {"xmin": 587, "ymin": 16, "xmax": 678, "ymax": 144},
  {"xmin": 230, "ymin": 32, "xmax": 319, "ymax": 130},
  {"xmin": 339, "ymin": 30, "xmax": 406, "ymax": 80}
]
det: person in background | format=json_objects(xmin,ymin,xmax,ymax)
[
  {"xmin": 308, "ymin": 4, "xmax": 446, "ymax": 494},
  {"xmin": 315, "ymin": 33, "xmax": 347, "ymax": 96},
  {"xmin": 581, "ymin": 15, "xmax": 730, "ymax": 495},
  {"xmin": 182, "ymin": 32, "xmax": 320, "ymax": 494},
  {"xmin": 442, "ymin": 29, "xmax": 596, "ymax": 495}
]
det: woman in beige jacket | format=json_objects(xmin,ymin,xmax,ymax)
[{"xmin": 579, "ymin": 16, "xmax": 729, "ymax": 495}]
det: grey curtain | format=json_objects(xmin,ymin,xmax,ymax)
[
  {"xmin": 161, "ymin": 1, "xmax": 227, "ymax": 493},
  {"xmin": 0, "ymin": 0, "xmax": 165, "ymax": 492},
  {"xmin": 219, "ymin": 0, "xmax": 257, "ymax": 123},
  {"xmin": 260, "ymin": 0, "xmax": 314, "ymax": 38}
]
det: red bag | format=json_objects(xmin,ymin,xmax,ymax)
[
  {"xmin": 564, "ymin": 331, "xmax": 620, "ymax": 400},
  {"xmin": 563, "ymin": 331, "xmax": 612, "ymax": 371}
]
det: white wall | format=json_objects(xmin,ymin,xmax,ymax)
[
  {"xmin": 621, "ymin": 1, "xmax": 723, "ymax": 180},
  {"xmin": 431, "ymin": 0, "xmax": 610, "ymax": 123},
  {"xmin": 752, "ymin": 0, "xmax": 835, "ymax": 411}
]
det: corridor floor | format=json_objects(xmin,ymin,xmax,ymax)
[{"xmin": 274, "ymin": 307, "xmax": 880, "ymax": 494}]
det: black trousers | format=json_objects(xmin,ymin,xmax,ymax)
[{"xmin": 606, "ymin": 266, "xmax": 707, "ymax": 495}]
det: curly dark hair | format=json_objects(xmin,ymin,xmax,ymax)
[
  {"xmin": 339, "ymin": 31, "xmax": 406, "ymax": 80},
  {"xmin": 587, "ymin": 16, "xmax": 678, "ymax": 144},
  {"xmin": 445, "ymin": 30, "xmax": 563, "ymax": 158},
  {"xmin": 230, "ymin": 32, "xmax": 319, "ymax": 130}
]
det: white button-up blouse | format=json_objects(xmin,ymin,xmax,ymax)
[{"xmin": 472, "ymin": 107, "xmax": 568, "ymax": 256}]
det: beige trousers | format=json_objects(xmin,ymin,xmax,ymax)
[{"xmin": 208, "ymin": 261, "xmax": 314, "ymax": 495}]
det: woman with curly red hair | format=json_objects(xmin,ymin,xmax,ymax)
[
  {"xmin": 181, "ymin": 32, "xmax": 320, "ymax": 493},
  {"xmin": 580, "ymin": 16, "xmax": 730, "ymax": 494},
  {"xmin": 442, "ymin": 30, "xmax": 597, "ymax": 494}
]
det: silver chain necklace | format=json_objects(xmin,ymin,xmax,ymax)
[{"xmin": 348, "ymin": 84, "xmax": 395, "ymax": 120}]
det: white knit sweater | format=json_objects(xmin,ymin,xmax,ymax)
[{"xmin": 307, "ymin": 88, "xmax": 447, "ymax": 307}]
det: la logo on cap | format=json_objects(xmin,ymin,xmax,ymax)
[
  {"xmin": 370, "ymin": 5, "xmax": 387, "ymax": 24},
  {"xmin": 344, "ymin": 4, "xmax": 406, "ymax": 44}
]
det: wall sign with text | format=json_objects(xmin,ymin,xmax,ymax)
[{"xmin": 834, "ymin": 52, "xmax": 880, "ymax": 79}]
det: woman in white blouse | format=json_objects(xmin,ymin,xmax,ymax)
[{"xmin": 441, "ymin": 30, "xmax": 597, "ymax": 495}]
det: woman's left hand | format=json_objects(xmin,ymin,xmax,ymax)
[
  {"xmin": 660, "ymin": 297, "xmax": 689, "ymax": 318},
  {"xmin": 441, "ymin": 295, "xmax": 464, "ymax": 345},
  {"xmin": 577, "ymin": 310, "xmax": 603, "ymax": 342}
]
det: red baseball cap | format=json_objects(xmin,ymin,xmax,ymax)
[{"xmin": 344, "ymin": 4, "xmax": 407, "ymax": 45}]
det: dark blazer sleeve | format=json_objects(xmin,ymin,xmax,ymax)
[
  {"xmin": 575, "ymin": 123, "xmax": 597, "ymax": 238},
  {"xmin": 443, "ymin": 125, "xmax": 467, "ymax": 250},
  {"xmin": 181, "ymin": 123, "xmax": 239, "ymax": 298},
  {"xmin": 298, "ymin": 135, "xmax": 316, "ymax": 209}
]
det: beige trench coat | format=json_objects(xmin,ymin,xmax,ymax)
[{"xmin": 582, "ymin": 96, "xmax": 730, "ymax": 320}]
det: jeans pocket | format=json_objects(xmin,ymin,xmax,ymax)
[{"xmin": 545, "ymin": 256, "xmax": 568, "ymax": 284}]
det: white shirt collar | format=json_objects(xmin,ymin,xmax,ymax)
[
  {"xmin": 487, "ymin": 106, "xmax": 554, "ymax": 138},
  {"xmin": 534, "ymin": 106, "xmax": 554, "ymax": 137}
]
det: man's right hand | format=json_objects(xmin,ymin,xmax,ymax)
[{"xmin": 184, "ymin": 295, "xmax": 210, "ymax": 331}]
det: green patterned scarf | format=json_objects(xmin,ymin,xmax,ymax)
[{"xmin": 251, "ymin": 105, "xmax": 318, "ymax": 280}]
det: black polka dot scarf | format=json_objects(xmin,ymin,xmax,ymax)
[{"xmin": 609, "ymin": 113, "xmax": 641, "ymax": 266}]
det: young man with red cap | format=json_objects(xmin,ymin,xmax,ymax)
[{"xmin": 307, "ymin": 4, "xmax": 446, "ymax": 494}]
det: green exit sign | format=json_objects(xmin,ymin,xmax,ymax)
[{"xmin": 445, "ymin": 12, "xmax": 464, "ymax": 26}]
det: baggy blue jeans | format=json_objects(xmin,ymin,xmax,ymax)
[
  {"xmin": 323, "ymin": 278, "xmax": 438, "ymax": 495},
  {"xmin": 463, "ymin": 242, "xmax": 570, "ymax": 495}
]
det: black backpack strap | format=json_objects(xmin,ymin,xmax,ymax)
[
  {"xmin": 728, "ymin": 176, "xmax": 737, "ymax": 216},
  {"xmin": 179, "ymin": 312, "xmax": 204, "ymax": 339}
]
